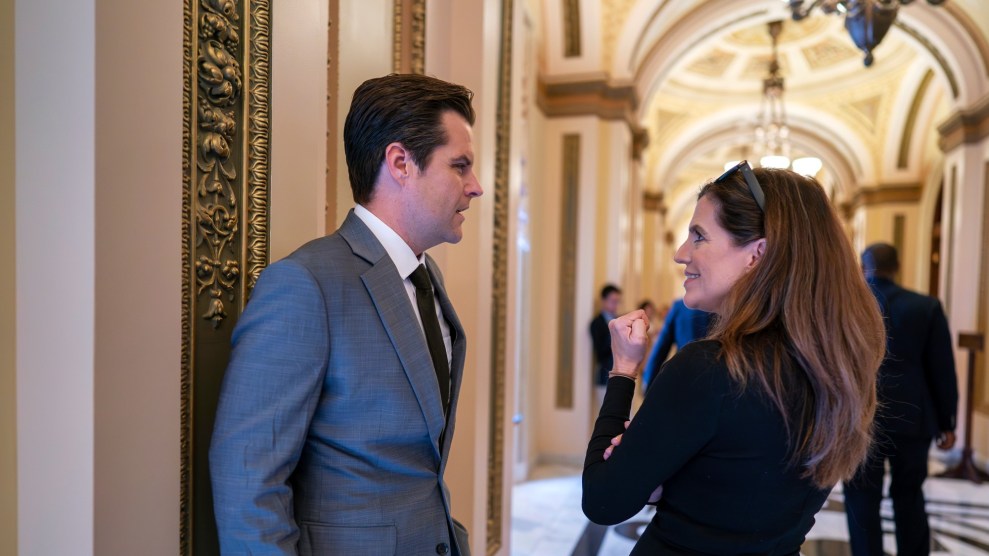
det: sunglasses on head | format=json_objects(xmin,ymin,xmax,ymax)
[{"xmin": 716, "ymin": 160, "xmax": 765, "ymax": 213}]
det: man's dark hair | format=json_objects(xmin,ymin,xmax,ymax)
[
  {"xmin": 343, "ymin": 74, "xmax": 475, "ymax": 204},
  {"xmin": 600, "ymin": 284, "xmax": 621, "ymax": 299},
  {"xmin": 862, "ymin": 243, "xmax": 899, "ymax": 278}
]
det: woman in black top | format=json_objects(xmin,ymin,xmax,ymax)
[{"xmin": 583, "ymin": 164, "xmax": 886, "ymax": 555}]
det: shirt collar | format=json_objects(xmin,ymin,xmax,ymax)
[{"xmin": 353, "ymin": 204, "xmax": 424, "ymax": 279}]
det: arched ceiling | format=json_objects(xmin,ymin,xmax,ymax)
[{"xmin": 540, "ymin": 0, "xmax": 988, "ymax": 243}]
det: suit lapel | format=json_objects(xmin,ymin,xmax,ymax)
[{"xmin": 339, "ymin": 211, "xmax": 448, "ymax": 457}]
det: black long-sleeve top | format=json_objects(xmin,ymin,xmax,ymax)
[{"xmin": 583, "ymin": 340, "xmax": 830, "ymax": 555}]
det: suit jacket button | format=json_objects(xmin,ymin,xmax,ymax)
[{"xmin": 436, "ymin": 542, "xmax": 449, "ymax": 554}]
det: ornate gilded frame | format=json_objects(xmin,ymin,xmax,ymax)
[
  {"xmin": 393, "ymin": 0, "xmax": 426, "ymax": 74},
  {"xmin": 181, "ymin": 0, "xmax": 271, "ymax": 553},
  {"xmin": 487, "ymin": 0, "xmax": 514, "ymax": 553}
]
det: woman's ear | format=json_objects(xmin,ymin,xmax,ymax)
[{"xmin": 747, "ymin": 238, "xmax": 767, "ymax": 269}]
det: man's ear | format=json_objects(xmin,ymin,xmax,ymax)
[
  {"xmin": 384, "ymin": 142, "xmax": 411, "ymax": 183},
  {"xmin": 747, "ymin": 238, "xmax": 767, "ymax": 268}
]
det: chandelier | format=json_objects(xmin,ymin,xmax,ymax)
[
  {"xmin": 733, "ymin": 20, "xmax": 822, "ymax": 176},
  {"xmin": 755, "ymin": 20, "xmax": 791, "ymax": 169},
  {"xmin": 785, "ymin": 0, "xmax": 946, "ymax": 67}
]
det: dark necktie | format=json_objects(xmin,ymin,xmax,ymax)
[{"xmin": 409, "ymin": 264, "xmax": 450, "ymax": 412}]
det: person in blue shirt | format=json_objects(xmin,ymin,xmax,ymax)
[{"xmin": 641, "ymin": 298, "xmax": 712, "ymax": 389}]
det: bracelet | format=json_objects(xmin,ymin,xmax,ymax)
[{"xmin": 608, "ymin": 370, "xmax": 637, "ymax": 381}]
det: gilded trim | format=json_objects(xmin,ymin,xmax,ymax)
[
  {"xmin": 246, "ymin": 2, "xmax": 272, "ymax": 294},
  {"xmin": 557, "ymin": 134, "xmax": 581, "ymax": 410},
  {"xmin": 393, "ymin": 0, "xmax": 426, "ymax": 75},
  {"xmin": 537, "ymin": 77, "xmax": 643, "ymax": 142},
  {"xmin": 849, "ymin": 184, "xmax": 923, "ymax": 209},
  {"xmin": 182, "ymin": 0, "xmax": 271, "ymax": 552},
  {"xmin": 393, "ymin": 0, "xmax": 402, "ymax": 73},
  {"xmin": 944, "ymin": 2, "xmax": 989, "ymax": 78},
  {"xmin": 938, "ymin": 93, "xmax": 989, "ymax": 152},
  {"xmin": 487, "ymin": 0, "xmax": 514, "ymax": 552},
  {"xmin": 898, "ymin": 70, "xmax": 933, "ymax": 170},
  {"xmin": 563, "ymin": 0, "xmax": 581, "ymax": 57},
  {"xmin": 977, "ymin": 160, "xmax": 989, "ymax": 413},
  {"xmin": 326, "ymin": 0, "xmax": 340, "ymax": 231},
  {"xmin": 180, "ymin": 1, "xmax": 193, "ymax": 551},
  {"xmin": 642, "ymin": 191, "xmax": 663, "ymax": 213},
  {"xmin": 893, "ymin": 19, "xmax": 959, "ymax": 99}
]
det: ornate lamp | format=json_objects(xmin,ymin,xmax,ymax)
[
  {"xmin": 737, "ymin": 20, "xmax": 822, "ymax": 176},
  {"xmin": 785, "ymin": 0, "xmax": 946, "ymax": 66},
  {"xmin": 756, "ymin": 21, "xmax": 792, "ymax": 169}
]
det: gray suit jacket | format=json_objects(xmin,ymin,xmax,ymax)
[{"xmin": 210, "ymin": 210, "xmax": 469, "ymax": 555}]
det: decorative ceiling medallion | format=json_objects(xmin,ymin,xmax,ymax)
[
  {"xmin": 846, "ymin": 95, "xmax": 883, "ymax": 132},
  {"xmin": 802, "ymin": 37, "xmax": 860, "ymax": 69},
  {"xmin": 685, "ymin": 49, "xmax": 737, "ymax": 77},
  {"xmin": 602, "ymin": 0, "xmax": 638, "ymax": 66}
]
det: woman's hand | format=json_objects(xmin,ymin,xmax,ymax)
[
  {"xmin": 602, "ymin": 419, "xmax": 664, "ymax": 503},
  {"xmin": 608, "ymin": 309, "xmax": 651, "ymax": 378},
  {"xmin": 602, "ymin": 420, "xmax": 630, "ymax": 460}
]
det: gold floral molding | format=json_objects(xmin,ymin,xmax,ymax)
[
  {"xmin": 182, "ymin": 0, "xmax": 271, "ymax": 553},
  {"xmin": 557, "ymin": 134, "xmax": 581, "ymax": 410},
  {"xmin": 601, "ymin": 0, "xmax": 637, "ymax": 68},
  {"xmin": 488, "ymin": 0, "xmax": 514, "ymax": 551},
  {"xmin": 563, "ymin": 0, "xmax": 581, "ymax": 57},
  {"xmin": 393, "ymin": 0, "xmax": 426, "ymax": 74}
]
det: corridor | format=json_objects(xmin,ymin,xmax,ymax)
[{"xmin": 512, "ymin": 462, "xmax": 989, "ymax": 555}]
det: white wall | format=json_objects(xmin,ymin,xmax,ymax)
[
  {"xmin": 333, "ymin": 0, "xmax": 394, "ymax": 226},
  {"xmin": 16, "ymin": 0, "xmax": 97, "ymax": 553},
  {"xmin": 271, "ymin": 0, "xmax": 330, "ymax": 260},
  {"xmin": 426, "ymin": 0, "xmax": 501, "ymax": 553},
  {"xmin": 91, "ymin": 0, "xmax": 183, "ymax": 553},
  {"xmin": 15, "ymin": 0, "xmax": 335, "ymax": 553}
]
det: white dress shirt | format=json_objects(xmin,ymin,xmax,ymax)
[{"xmin": 353, "ymin": 205, "xmax": 453, "ymax": 368}]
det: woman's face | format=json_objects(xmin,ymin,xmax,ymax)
[{"xmin": 674, "ymin": 196, "xmax": 764, "ymax": 314}]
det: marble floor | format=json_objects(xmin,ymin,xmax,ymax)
[{"xmin": 511, "ymin": 460, "xmax": 989, "ymax": 555}]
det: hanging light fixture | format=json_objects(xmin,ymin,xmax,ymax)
[
  {"xmin": 756, "ymin": 20, "xmax": 792, "ymax": 170},
  {"xmin": 784, "ymin": 0, "xmax": 945, "ymax": 67},
  {"xmin": 745, "ymin": 20, "xmax": 822, "ymax": 177}
]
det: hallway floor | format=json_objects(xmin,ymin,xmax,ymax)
[{"xmin": 511, "ymin": 461, "xmax": 989, "ymax": 555}]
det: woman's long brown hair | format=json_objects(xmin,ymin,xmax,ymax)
[{"xmin": 699, "ymin": 168, "xmax": 885, "ymax": 489}]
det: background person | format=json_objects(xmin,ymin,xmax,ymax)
[
  {"xmin": 589, "ymin": 283, "xmax": 622, "ymax": 410},
  {"xmin": 640, "ymin": 297, "xmax": 712, "ymax": 391},
  {"xmin": 843, "ymin": 242, "xmax": 958, "ymax": 556}
]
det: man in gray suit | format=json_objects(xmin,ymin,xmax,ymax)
[{"xmin": 210, "ymin": 73, "xmax": 483, "ymax": 555}]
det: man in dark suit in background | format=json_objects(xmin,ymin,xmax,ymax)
[
  {"xmin": 210, "ymin": 74, "xmax": 482, "ymax": 556},
  {"xmin": 844, "ymin": 243, "xmax": 958, "ymax": 556},
  {"xmin": 590, "ymin": 284, "xmax": 622, "ymax": 409}
]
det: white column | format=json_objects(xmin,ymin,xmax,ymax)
[
  {"xmin": 942, "ymin": 142, "xmax": 987, "ymax": 462},
  {"xmin": 16, "ymin": 0, "xmax": 96, "ymax": 553},
  {"xmin": 426, "ymin": 0, "xmax": 504, "ymax": 552}
]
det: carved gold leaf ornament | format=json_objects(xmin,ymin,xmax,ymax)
[
  {"xmin": 183, "ymin": 0, "xmax": 270, "ymax": 549},
  {"xmin": 196, "ymin": 2, "xmax": 243, "ymax": 329}
]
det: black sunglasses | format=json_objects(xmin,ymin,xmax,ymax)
[{"xmin": 716, "ymin": 160, "xmax": 765, "ymax": 213}]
